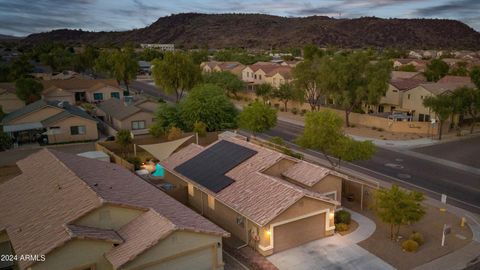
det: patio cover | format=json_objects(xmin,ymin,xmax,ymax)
[
  {"xmin": 3, "ymin": 122, "xmax": 43, "ymax": 132},
  {"xmin": 138, "ymin": 135, "xmax": 193, "ymax": 161}
]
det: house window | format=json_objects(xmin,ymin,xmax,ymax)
[
  {"xmin": 131, "ymin": 120, "xmax": 146, "ymax": 130},
  {"xmin": 424, "ymin": 114, "xmax": 431, "ymax": 122},
  {"xmin": 392, "ymin": 90, "xmax": 398, "ymax": 92},
  {"xmin": 207, "ymin": 195, "xmax": 215, "ymax": 210},
  {"xmin": 259, "ymin": 75, "xmax": 262, "ymax": 80},
  {"xmin": 188, "ymin": 183, "xmax": 194, "ymax": 196},
  {"xmin": 93, "ymin": 93, "xmax": 104, "ymax": 101},
  {"xmin": 111, "ymin": 92, "xmax": 120, "ymax": 99},
  {"xmin": 70, "ymin": 125, "xmax": 86, "ymax": 135},
  {"xmin": 254, "ymin": 74, "xmax": 257, "ymax": 79},
  {"xmin": 407, "ymin": 94, "xmax": 411, "ymax": 100},
  {"xmin": 420, "ymin": 95, "xmax": 424, "ymax": 100}
]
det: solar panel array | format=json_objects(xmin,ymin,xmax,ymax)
[{"xmin": 174, "ymin": 140, "xmax": 257, "ymax": 193}]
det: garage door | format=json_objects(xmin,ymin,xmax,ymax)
[
  {"xmin": 145, "ymin": 247, "xmax": 214, "ymax": 270},
  {"xmin": 273, "ymin": 213, "xmax": 325, "ymax": 253}
]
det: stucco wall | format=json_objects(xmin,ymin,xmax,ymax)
[
  {"xmin": 311, "ymin": 174, "xmax": 342, "ymax": 203},
  {"xmin": 46, "ymin": 116, "xmax": 98, "ymax": 143},
  {"xmin": 123, "ymin": 231, "xmax": 223, "ymax": 270},
  {"xmin": 31, "ymin": 239, "xmax": 113, "ymax": 270},
  {"xmin": 402, "ymin": 86, "xmax": 435, "ymax": 120},
  {"xmin": 120, "ymin": 111, "xmax": 155, "ymax": 131},
  {"xmin": 43, "ymin": 89, "xmax": 76, "ymax": 105},
  {"xmin": 75, "ymin": 205, "xmax": 144, "ymax": 230},
  {"xmin": 86, "ymin": 86, "xmax": 123, "ymax": 102},
  {"xmin": 0, "ymin": 92, "xmax": 24, "ymax": 113}
]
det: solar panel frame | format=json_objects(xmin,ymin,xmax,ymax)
[{"xmin": 174, "ymin": 140, "xmax": 257, "ymax": 193}]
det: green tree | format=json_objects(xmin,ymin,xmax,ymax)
[
  {"xmin": 424, "ymin": 59, "xmax": 449, "ymax": 82},
  {"xmin": 138, "ymin": 48, "xmax": 163, "ymax": 61},
  {"xmin": 116, "ymin": 129, "xmax": 132, "ymax": 157},
  {"xmin": 292, "ymin": 57, "xmax": 329, "ymax": 111},
  {"xmin": 151, "ymin": 52, "xmax": 201, "ymax": 102},
  {"xmin": 238, "ymin": 101, "xmax": 277, "ymax": 135},
  {"xmin": 374, "ymin": 185, "xmax": 425, "ymax": 240},
  {"xmin": 254, "ymin": 83, "xmax": 273, "ymax": 103},
  {"xmin": 303, "ymin": 44, "xmax": 324, "ymax": 61},
  {"xmin": 95, "ymin": 47, "xmax": 138, "ymax": 95},
  {"xmin": 448, "ymin": 62, "xmax": 468, "ymax": 76},
  {"xmin": 0, "ymin": 131, "xmax": 13, "ymax": 151},
  {"xmin": 423, "ymin": 95, "xmax": 454, "ymax": 140},
  {"xmin": 272, "ymin": 83, "xmax": 301, "ymax": 111},
  {"xmin": 471, "ymin": 66, "xmax": 480, "ymax": 89},
  {"xmin": 15, "ymin": 78, "xmax": 43, "ymax": 104},
  {"xmin": 8, "ymin": 56, "xmax": 33, "ymax": 81},
  {"xmin": 189, "ymin": 50, "xmax": 209, "ymax": 65},
  {"xmin": 73, "ymin": 45, "xmax": 99, "ymax": 72},
  {"xmin": 397, "ymin": 64, "xmax": 416, "ymax": 72},
  {"xmin": 325, "ymin": 52, "xmax": 391, "ymax": 127},
  {"xmin": 193, "ymin": 121, "xmax": 207, "ymax": 137},
  {"xmin": 179, "ymin": 84, "xmax": 238, "ymax": 131},
  {"xmin": 150, "ymin": 103, "xmax": 184, "ymax": 134},
  {"xmin": 203, "ymin": 71, "xmax": 245, "ymax": 97},
  {"xmin": 452, "ymin": 87, "xmax": 480, "ymax": 134},
  {"xmin": 296, "ymin": 111, "xmax": 375, "ymax": 167}
]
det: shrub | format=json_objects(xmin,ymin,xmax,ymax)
[
  {"xmin": 409, "ymin": 232, "xmax": 424, "ymax": 246},
  {"xmin": 149, "ymin": 124, "xmax": 165, "ymax": 138},
  {"xmin": 377, "ymin": 128, "xmax": 384, "ymax": 132},
  {"xmin": 301, "ymin": 109, "xmax": 307, "ymax": 115},
  {"xmin": 291, "ymin": 107, "xmax": 299, "ymax": 115},
  {"xmin": 371, "ymin": 126, "xmax": 378, "ymax": 130},
  {"xmin": 167, "ymin": 126, "xmax": 183, "ymax": 141},
  {"xmin": 269, "ymin": 136, "xmax": 285, "ymax": 146},
  {"xmin": 335, "ymin": 210, "xmax": 351, "ymax": 225},
  {"xmin": 273, "ymin": 103, "xmax": 280, "ymax": 109},
  {"xmin": 193, "ymin": 121, "xmax": 207, "ymax": 137},
  {"xmin": 402, "ymin": 239, "xmax": 419, "ymax": 252},
  {"xmin": 336, "ymin": 223, "xmax": 349, "ymax": 232},
  {"xmin": 126, "ymin": 156, "xmax": 142, "ymax": 170},
  {"xmin": 350, "ymin": 124, "xmax": 356, "ymax": 128}
]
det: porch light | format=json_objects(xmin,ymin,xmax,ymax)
[{"xmin": 265, "ymin": 229, "xmax": 271, "ymax": 236}]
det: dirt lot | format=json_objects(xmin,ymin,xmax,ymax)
[{"xmin": 355, "ymin": 203, "xmax": 472, "ymax": 270}]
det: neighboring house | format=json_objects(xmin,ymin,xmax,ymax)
[
  {"xmin": 42, "ymin": 79, "xmax": 123, "ymax": 104},
  {"xmin": 391, "ymin": 71, "xmax": 427, "ymax": 81},
  {"xmin": 161, "ymin": 137, "xmax": 340, "ymax": 256},
  {"xmin": 2, "ymin": 99, "xmax": 98, "ymax": 144},
  {"xmin": 366, "ymin": 79, "xmax": 423, "ymax": 114},
  {"xmin": 393, "ymin": 59, "xmax": 428, "ymax": 72},
  {"xmin": 241, "ymin": 63, "xmax": 290, "ymax": 88},
  {"xmin": 96, "ymin": 98, "xmax": 157, "ymax": 135},
  {"xmin": 30, "ymin": 63, "xmax": 53, "ymax": 80},
  {"xmin": 138, "ymin": 61, "xmax": 151, "ymax": 74},
  {"xmin": 0, "ymin": 82, "xmax": 24, "ymax": 113},
  {"xmin": 200, "ymin": 61, "xmax": 245, "ymax": 78},
  {"xmin": 402, "ymin": 82, "xmax": 474, "ymax": 121},
  {"xmin": 0, "ymin": 149, "xmax": 228, "ymax": 270},
  {"xmin": 437, "ymin": 75, "xmax": 473, "ymax": 84}
]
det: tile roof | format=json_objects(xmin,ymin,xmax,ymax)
[
  {"xmin": 281, "ymin": 161, "xmax": 330, "ymax": 187},
  {"xmin": 265, "ymin": 66, "xmax": 293, "ymax": 79},
  {"xmin": 437, "ymin": 75, "xmax": 473, "ymax": 85},
  {"xmin": 42, "ymin": 78, "xmax": 119, "ymax": 92},
  {"xmin": 66, "ymin": 224, "xmax": 123, "ymax": 244},
  {"xmin": 105, "ymin": 210, "xmax": 176, "ymax": 269},
  {"xmin": 162, "ymin": 138, "xmax": 338, "ymax": 226},
  {"xmin": 2, "ymin": 99, "xmax": 95, "ymax": 125},
  {"xmin": 96, "ymin": 98, "xmax": 143, "ymax": 120},
  {"xmin": 389, "ymin": 79, "xmax": 424, "ymax": 91},
  {"xmin": 418, "ymin": 82, "xmax": 474, "ymax": 95},
  {"xmin": 391, "ymin": 71, "xmax": 423, "ymax": 80},
  {"xmin": 249, "ymin": 63, "xmax": 281, "ymax": 73},
  {"xmin": 0, "ymin": 149, "xmax": 228, "ymax": 269}
]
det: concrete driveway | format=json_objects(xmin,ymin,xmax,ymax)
[{"xmin": 267, "ymin": 211, "xmax": 394, "ymax": 270}]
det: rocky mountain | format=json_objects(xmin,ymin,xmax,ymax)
[{"xmin": 23, "ymin": 13, "xmax": 480, "ymax": 50}]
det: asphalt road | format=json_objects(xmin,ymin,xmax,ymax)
[
  {"xmin": 130, "ymin": 80, "xmax": 480, "ymax": 213},
  {"xmin": 414, "ymin": 136, "xmax": 480, "ymax": 168},
  {"xmin": 264, "ymin": 121, "xmax": 480, "ymax": 214}
]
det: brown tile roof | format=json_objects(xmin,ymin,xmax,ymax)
[
  {"xmin": 265, "ymin": 66, "xmax": 293, "ymax": 79},
  {"xmin": 66, "ymin": 224, "xmax": 123, "ymax": 244},
  {"xmin": 96, "ymin": 98, "xmax": 144, "ymax": 120},
  {"xmin": 0, "ymin": 149, "xmax": 227, "ymax": 269},
  {"xmin": 162, "ymin": 138, "xmax": 338, "ymax": 226},
  {"xmin": 42, "ymin": 78, "xmax": 119, "ymax": 92},
  {"xmin": 105, "ymin": 210, "xmax": 176, "ymax": 269},
  {"xmin": 249, "ymin": 63, "xmax": 281, "ymax": 73},
  {"xmin": 389, "ymin": 79, "xmax": 424, "ymax": 91},
  {"xmin": 437, "ymin": 75, "xmax": 473, "ymax": 85},
  {"xmin": 281, "ymin": 161, "xmax": 330, "ymax": 187},
  {"xmin": 418, "ymin": 82, "xmax": 474, "ymax": 95},
  {"xmin": 391, "ymin": 71, "xmax": 423, "ymax": 80}
]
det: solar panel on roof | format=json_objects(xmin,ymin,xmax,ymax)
[{"xmin": 174, "ymin": 140, "xmax": 257, "ymax": 193}]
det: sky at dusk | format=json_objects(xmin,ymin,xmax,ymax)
[{"xmin": 0, "ymin": 0, "xmax": 478, "ymax": 37}]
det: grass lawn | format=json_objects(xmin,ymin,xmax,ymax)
[{"xmin": 356, "ymin": 203, "xmax": 472, "ymax": 270}]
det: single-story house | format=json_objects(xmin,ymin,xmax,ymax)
[
  {"xmin": 0, "ymin": 82, "xmax": 24, "ymax": 113},
  {"xmin": 42, "ymin": 78, "xmax": 124, "ymax": 104},
  {"xmin": 437, "ymin": 75, "xmax": 473, "ymax": 84},
  {"xmin": 161, "ymin": 137, "xmax": 340, "ymax": 256},
  {"xmin": 1, "ymin": 99, "xmax": 98, "ymax": 144},
  {"xmin": 96, "ymin": 98, "xmax": 157, "ymax": 135},
  {"xmin": 0, "ymin": 149, "xmax": 228, "ymax": 270}
]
